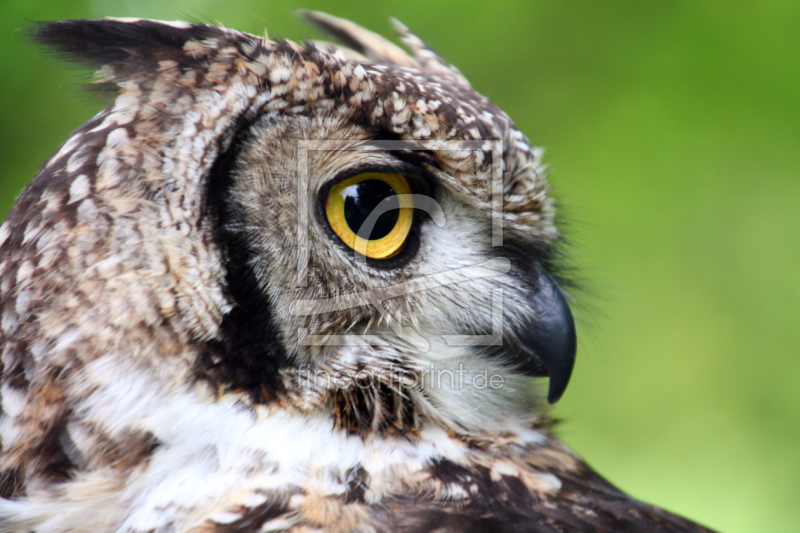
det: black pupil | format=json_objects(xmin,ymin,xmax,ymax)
[{"xmin": 342, "ymin": 179, "xmax": 400, "ymax": 240}]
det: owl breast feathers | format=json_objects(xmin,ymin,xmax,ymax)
[{"xmin": 0, "ymin": 11, "xmax": 715, "ymax": 533}]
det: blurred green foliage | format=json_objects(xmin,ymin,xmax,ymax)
[{"xmin": 1, "ymin": 1, "xmax": 798, "ymax": 531}]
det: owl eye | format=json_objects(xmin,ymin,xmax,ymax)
[{"xmin": 324, "ymin": 172, "xmax": 414, "ymax": 260}]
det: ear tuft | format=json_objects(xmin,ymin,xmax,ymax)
[
  {"xmin": 30, "ymin": 18, "xmax": 236, "ymax": 87},
  {"xmin": 298, "ymin": 10, "xmax": 418, "ymax": 68},
  {"xmin": 390, "ymin": 18, "xmax": 471, "ymax": 88}
]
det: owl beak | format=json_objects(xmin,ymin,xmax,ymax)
[{"xmin": 513, "ymin": 270, "xmax": 577, "ymax": 404}]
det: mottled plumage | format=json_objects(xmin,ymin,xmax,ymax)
[{"xmin": 0, "ymin": 12, "xmax": 716, "ymax": 533}]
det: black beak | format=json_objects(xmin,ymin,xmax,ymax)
[{"xmin": 508, "ymin": 269, "xmax": 577, "ymax": 404}]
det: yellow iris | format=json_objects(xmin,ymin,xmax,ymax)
[{"xmin": 324, "ymin": 172, "xmax": 414, "ymax": 260}]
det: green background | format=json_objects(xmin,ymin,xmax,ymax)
[{"xmin": 1, "ymin": 1, "xmax": 798, "ymax": 531}]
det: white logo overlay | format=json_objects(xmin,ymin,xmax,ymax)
[{"xmin": 291, "ymin": 140, "xmax": 507, "ymax": 353}]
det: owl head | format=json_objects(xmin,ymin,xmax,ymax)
[{"xmin": 1, "ymin": 12, "xmax": 576, "ymax": 465}]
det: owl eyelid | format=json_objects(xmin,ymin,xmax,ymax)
[{"xmin": 319, "ymin": 162, "xmax": 433, "ymax": 199}]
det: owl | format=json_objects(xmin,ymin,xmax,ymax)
[{"xmin": 0, "ymin": 11, "xmax": 717, "ymax": 533}]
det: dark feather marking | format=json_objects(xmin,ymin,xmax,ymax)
[
  {"xmin": 0, "ymin": 468, "xmax": 24, "ymax": 499},
  {"xmin": 205, "ymin": 494, "xmax": 289, "ymax": 533},
  {"xmin": 344, "ymin": 466, "xmax": 369, "ymax": 504},
  {"xmin": 35, "ymin": 406, "xmax": 77, "ymax": 484},
  {"xmin": 197, "ymin": 113, "xmax": 291, "ymax": 403},
  {"xmin": 330, "ymin": 377, "xmax": 419, "ymax": 436},
  {"xmin": 387, "ymin": 460, "xmax": 718, "ymax": 533}
]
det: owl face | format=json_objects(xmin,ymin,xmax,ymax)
[{"xmin": 222, "ymin": 95, "xmax": 576, "ymax": 431}]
